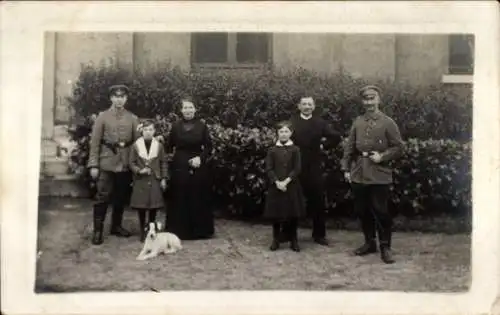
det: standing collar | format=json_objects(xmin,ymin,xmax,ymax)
[
  {"xmin": 276, "ymin": 140, "xmax": 294, "ymax": 147},
  {"xmin": 300, "ymin": 113, "xmax": 313, "ymax": 120},
  {"xmin": 363, "ymin": 110, "xmax": 382, "ymax": 121}
]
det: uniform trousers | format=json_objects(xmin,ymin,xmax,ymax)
[
  {"xmin": 351, "ymin": 183, "xmax": 392, "ymax": 248},
  {"xmin": 93, "ymin": 170, "xmax": 133, "ymax": 229}
]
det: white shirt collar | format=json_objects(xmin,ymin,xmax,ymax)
[
  {"xmin": 276, "ymin": 140, "xmax": 294, "ymax": 147},
  {"xmin": 300, "ymin": 113, "xmax": 313, "ymax": 120}
]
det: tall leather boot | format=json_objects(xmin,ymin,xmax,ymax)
[
  {"xmin": 91, "ymin": 204, "xmax": 107, "ymax": 245},
  {"xmin": 110, "ymin": 205, "xmax": 131, "ymax": 237}
]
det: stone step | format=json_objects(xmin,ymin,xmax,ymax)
[
  {"xmin": 41, "ymin": 157, "xmax": 70, "ymax": 177},
  {"xmin": 38, "ymin": 175, "xmax": 90, "ymax": 198},
  {"xmin": 41, "ymin": 139, "xmax": 59, "ymax": 157}
]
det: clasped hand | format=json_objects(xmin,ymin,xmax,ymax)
[
  {"xmin": 275, "ymin": 178, "xmax": 291, "ymax": 192},
  {"xmin": 188, "ymin": 156, "xmax": 201, "ymax": 168}
]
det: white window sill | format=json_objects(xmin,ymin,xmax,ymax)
[{"xmin": 441, "ymin": 74, "xmax": 473, "ymax": 84}]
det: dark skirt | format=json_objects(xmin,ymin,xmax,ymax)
[
  {"xmin": 264, "ymin": 180, "xmax": 306, "ymax": 221},
  {"xmin": 165, "ymin": 157, "xmax": 214, "ymax": 240}
]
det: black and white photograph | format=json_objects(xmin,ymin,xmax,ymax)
[{"xmin": 2, "ymin": 2, "xmax": 499, "ymax": 315}]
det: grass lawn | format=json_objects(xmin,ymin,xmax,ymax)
[{"xmin": 35, "ymin": 197, "xmax": 471, "ymax": 292}]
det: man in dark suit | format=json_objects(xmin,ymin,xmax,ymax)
[
  {"xmin": 341, "ymin": 85, "xmax": 405, "ymax": 264},
  {"xmin": 87, "ymin": 85, "xmax": 141, "ymax": 245},
  {"xmin": 287, "ymin": 96, "xmax": 341, "ymax": 246}
]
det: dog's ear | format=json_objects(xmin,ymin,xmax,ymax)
[{"xmin": 156, "ymin": 222, "xmax": 163, "ymax": 232}]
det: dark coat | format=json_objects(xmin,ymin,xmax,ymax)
[
  {"xmin": 129, "ymin": 137, "xmax": 168, "ymax": 209},
  {"xmin": 263, "ymin": 141, "xmax": 306, "ymax": 220}
]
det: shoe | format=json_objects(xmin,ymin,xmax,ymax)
[
  {"xmin": 290, "ymin": 239, "xmax": 300, "ymax": 252},
  {"xmin": 110, "ymin": 226, "xmax": 132, "ymax": 237},
  {"xmin": 313, "ymin": 237, "xmax": 329, "ymax": 246},
  {"xmin": 354, "ymin": 242, "xmax": 378, "ymax": 256},
  {"xmin": 270, "ymin": 239, "xmax": 280, "ymax": 251},
  {"xmin": 91, "ymin": 225, "xmax": 104, "ymax": 245},
  {"xmin": 381, "ymin": 247, "xmax": 395, "ymax": 264}
]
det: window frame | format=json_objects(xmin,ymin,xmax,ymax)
[
  {"xmin": 447, "ymin": 34, "xmax": 474, "ymax": 76},
  {"xmin": 190, "ymin": 32, "xmax": 273, "ymax": 69}
]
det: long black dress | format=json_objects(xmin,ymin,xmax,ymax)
[{"xmin": 165, "ymin": 118, "xmax": 214, "ymax": 240}]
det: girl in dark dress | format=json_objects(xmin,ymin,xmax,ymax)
[
  {"xmin": 164, "ymin": 98, "xmax": 214, "ymax": 240},
  {"xmin": 264, "ymin": 121, "xmax": 306, "ymax": 252}
]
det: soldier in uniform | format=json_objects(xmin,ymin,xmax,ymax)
[
  {"xmin": 87, "ymin": 84, "xmax": 141, "ymax": 245},
  {"xmin": 341, "ymin": 85, "xmax": 405, "ymax": 264}
]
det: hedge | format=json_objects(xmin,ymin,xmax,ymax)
[
  {"xmin": 69, "ymin": 118, "xmax": 472, "ymax": 220},
  {"xmin": 66, "ymin": 64, "xmax": 472, "ymax": 219},
  {"xmin": 68, "ymin": 63, "xmax": 472, "ymax": 142}
]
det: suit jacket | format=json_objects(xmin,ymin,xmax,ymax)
[{"xmin": 87, "ymin": 106, "xmax": 140, "ymax": 172}]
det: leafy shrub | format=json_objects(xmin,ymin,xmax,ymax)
[
  {"xmin": 69, "ymin": 118, "xmax": 472, "ymax": 220},
  {"xmin": 66, "ymin": 64, "xmax": 472, "ymax": 219},
  {"xmin": 67, "ymin": 64, "xmax": 472, "ymax": 141}
]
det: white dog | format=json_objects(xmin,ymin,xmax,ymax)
[{"xmin": 136, "ymin": 222, "xmax": 182, "ymax": 261}]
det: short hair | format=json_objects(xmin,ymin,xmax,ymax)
[
  {"xmin": 299, "ymin": 96, "xmax": 315, "ymax": 104},
  {"xmin": 142, "ymin": 119, "xmax": 156, "ymax": 129},
  {"xmin": 276, "ymin": 120, "xmax": 294, "ymax": 132}
]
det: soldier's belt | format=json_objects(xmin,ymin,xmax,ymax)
[{"xmin": 101, "ymin": 139, "xmax": 134, "ymax": 154}]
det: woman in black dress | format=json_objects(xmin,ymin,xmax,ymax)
[{"xmin": 164, "ymin": 98, "xmax": 214, "ymax": 240}]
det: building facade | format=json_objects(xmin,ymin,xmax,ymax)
[{"xmin": 40, "ymin": 32, "xmax": 473, "ymax": 194}]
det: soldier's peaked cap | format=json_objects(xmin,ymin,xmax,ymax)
[
  {"xmin": 109, "ymin": 84, "xmax": 129, "ymax": 95},
  {"xmin": 359, "ymin": 85, "xmax": 382, "ymax": 98}
]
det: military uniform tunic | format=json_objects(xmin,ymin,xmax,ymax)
[
  {"xmin": 341, "ymin": 111, "xmax": 405, "ymax": 184},
  {"xmin": 87, "ymin": 106, "xmax": 141, "ymax": 172}
]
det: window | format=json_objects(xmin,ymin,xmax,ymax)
[
  {"xmin": 448, "ymin": 34, "xmax": 474, "ymax": 75},
  {"xmin": 191, "ymin": 32, "xmax": 271, "ymax": 67}
]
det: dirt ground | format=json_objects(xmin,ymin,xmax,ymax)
[{"xmin": 35, "ymin": 197, "xmax": 471, "ymax": 292}]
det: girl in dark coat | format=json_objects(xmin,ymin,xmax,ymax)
[
  {"xmin": 164, "ymin": 98, "xmax": 214, "ymax": 240},
  {"xmin": 129, "ymin": 119, "xmax": 168, "ymax": 242},
  {"xmin": 264, "ymin": 121, "xmax": 306, "ymax": 252}
]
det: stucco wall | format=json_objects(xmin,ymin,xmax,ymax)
[
  {"xmin": 133, "ymin": 32, "xmax": 191, "ymax": 72},
  {"xmin": 339, "ymin": 34, "xmax": 396, "ymax": 81},
  {"xmin": 272, "ymin": 33, "xmax": 343, "ymax": 73},
  {"xmin": 396, "ymin": 34, "xmax": 449, "ymax": 86},
  {"xmin": 54, "ymin": 32, "xmax": 134, "ymax": 124}
]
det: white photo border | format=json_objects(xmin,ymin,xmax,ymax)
[{"xmin": 1, "ymin": 1, "xmax": 499, "ymax": 315}]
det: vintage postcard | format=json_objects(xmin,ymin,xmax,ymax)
[{"xmin": 1, "ymin": 1, "xmax": 499, "ymax": 315}]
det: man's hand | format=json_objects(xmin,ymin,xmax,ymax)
[
  {"xmin": 139, "ymin": 167, "xmax": 151, "ymax": 175},
  {"xmin": 160, "ymin": 179, "xmax": 167, "ymax": 191},
  {"xmin": 90, "ymin": 167, "xmax": 99, "ymax": 180},
  {"xmin": 189, "ymin": 156, "xmax": 201, "ymax": 168},
  {"xmin": 344, "ymin": 172, "xmax": 351, "ymax": 183},
  {"xmin": 369, "ymin": 151, "xmax": 383, "ymax": 164}
]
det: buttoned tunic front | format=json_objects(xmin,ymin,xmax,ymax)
[
  {"xmin": 341, "ymin": 110, "xmax": 405, "ymax": 185},
  {"xmin": 87, "ymin": 106, "xmax": 141, "ymax": 172}
]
